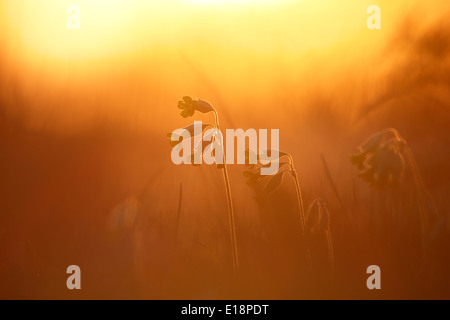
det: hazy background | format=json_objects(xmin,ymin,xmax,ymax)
[{"xmin": 1, "ymin": 0, "xmax": 449, "ymax": 299}]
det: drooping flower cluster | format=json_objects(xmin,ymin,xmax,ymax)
[
  {"xmin": 350, "ymin": 128, "xmax": 407, "ymax": 189},
  {"xmin": 168, "ymin": 96, "xmax": 239, "ymax": 272},
  {"xmin": 177, "ymin": 96, "xmax": 215, "ymax": 118},
  {"xmin": 243, "ymin": 149, "xmax": 290, "ymax": 196},
  {"xmin": 168, "ymin": 97, "xmax": 220, "ymax": 166}
]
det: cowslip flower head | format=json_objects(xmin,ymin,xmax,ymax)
[
  {"xmin": 177, "ymin": 96, "xmax": 215, "ymax": 118},
  {"xmin": 350, "ymin": 128, "xmax": 406, "ymax": 189}
]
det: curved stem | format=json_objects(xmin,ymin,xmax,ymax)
[
  {"xmin": 288, "ymin": 154, "xmax": 311, "ymax": 270},
  {"xmin": 292, "ymin": 170, "xmax": 307, "ymax": 234},
  {"xmin": 386, "ymin": 129, "xmax": 428, "ymax": 236},
  {"xmin": 403, "ymin": 145, "xmax": 427, "ymax": 237},
  {"xmin": 213, "ymin": 109, "xmax": 220, "ymax": 129},
  {"xmin": 385, "ymin": 128, "xmax": 428, "ymax": 255},
  {"xmin": 214, "ymin": 109, "xmax": 239, "ymax": 273},
  {"xmin": 288, "ymin": 155, "xmax": 306, "ymax": 234}
]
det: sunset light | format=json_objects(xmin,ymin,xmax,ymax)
[{"xmin": 1, "ymin": 0, "xmax": 450, "ymax": 303}]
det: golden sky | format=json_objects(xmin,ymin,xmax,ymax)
[{"xmin": 0, "ymin": 0, "xmax": 449, "ymax": 133}]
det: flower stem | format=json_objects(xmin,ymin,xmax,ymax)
[
  {"xmin": 214, "ymin": 110, "xmax": 239, "ymax": 273},
  {"xmin": 386, "ymin": 128, "xmax": 428, "ymax": 237},
  {"xmin": 403, "ymin": 145, "xmax": 428, "ymax": 236},
  {"xmin": 222, "ymin": 159, "xmax": 239, "ymax": 273},
  {"xmin": 288, "ymin": 155, "xmax": 312, "ymax": 271}
]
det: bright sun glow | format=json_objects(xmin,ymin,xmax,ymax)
[
  {"xmin": 1, "ymin": 0, "xmax": 296, "ymax": 62},
  {"xmin": 1, "ymin": 0, "xmax": 367, "ymax": 66}
]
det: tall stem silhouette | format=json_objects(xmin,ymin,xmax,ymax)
[
  {"xmin": 213, "ymin": 109, "xmax": 239, "ymax": 273},
  {"xmin": 389, "ymin": 129, "xmax": 428, "ymax": 236},
  {"xmin": 287, "ymin": 154, "xmax": 312, "ymax": 270}
]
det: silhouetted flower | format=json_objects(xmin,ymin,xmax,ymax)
[
  {"xmin": 169, "ymin": 97, "xmax": 239, "ymax": 271},
  {"xmin": 262, "ymin": 170, "xmax": 285, "ymax": 195},
  {"xmin": 349, "ymin": 152, "xmax": 367, "ymax": 170},
  {"xmin": 177, "ymin": 96, "xmax": 215, "ymax": 118},
  {"xmin": 167, "ymin": 122, "xmax": 213, "ymax": 147},
  {"xmin": 350, "ymin": 128, "xmax": 406, "ymax": 189},
  {"xmin": 243, "ymin": 149, "xmax": 292, "ymax": 192},
  {"xmin": 244, "ymin": 149, "xmax": 289, "ymax": 168},
  {"xmin": 349, "ymin": 130, "xmax": 386, "ymax": 169},
  {"xmin": 189, "ymin": 129, "xmax": 220, "ymax": 167}
]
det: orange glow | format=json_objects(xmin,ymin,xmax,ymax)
[
  {"xmin": 2, "ymin": 0, "xmax": 375, "ymax": 62},
  {"xmin": 0, "ymin": 0, "xmax": 388, "ymax": 132},
  {"xmin": 3, "ymin": 0, "xmax": 142, "ymax": 60},
  {"xmin": 1, "ymin": 0, "xmax": 450, "ymax": 300}
]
